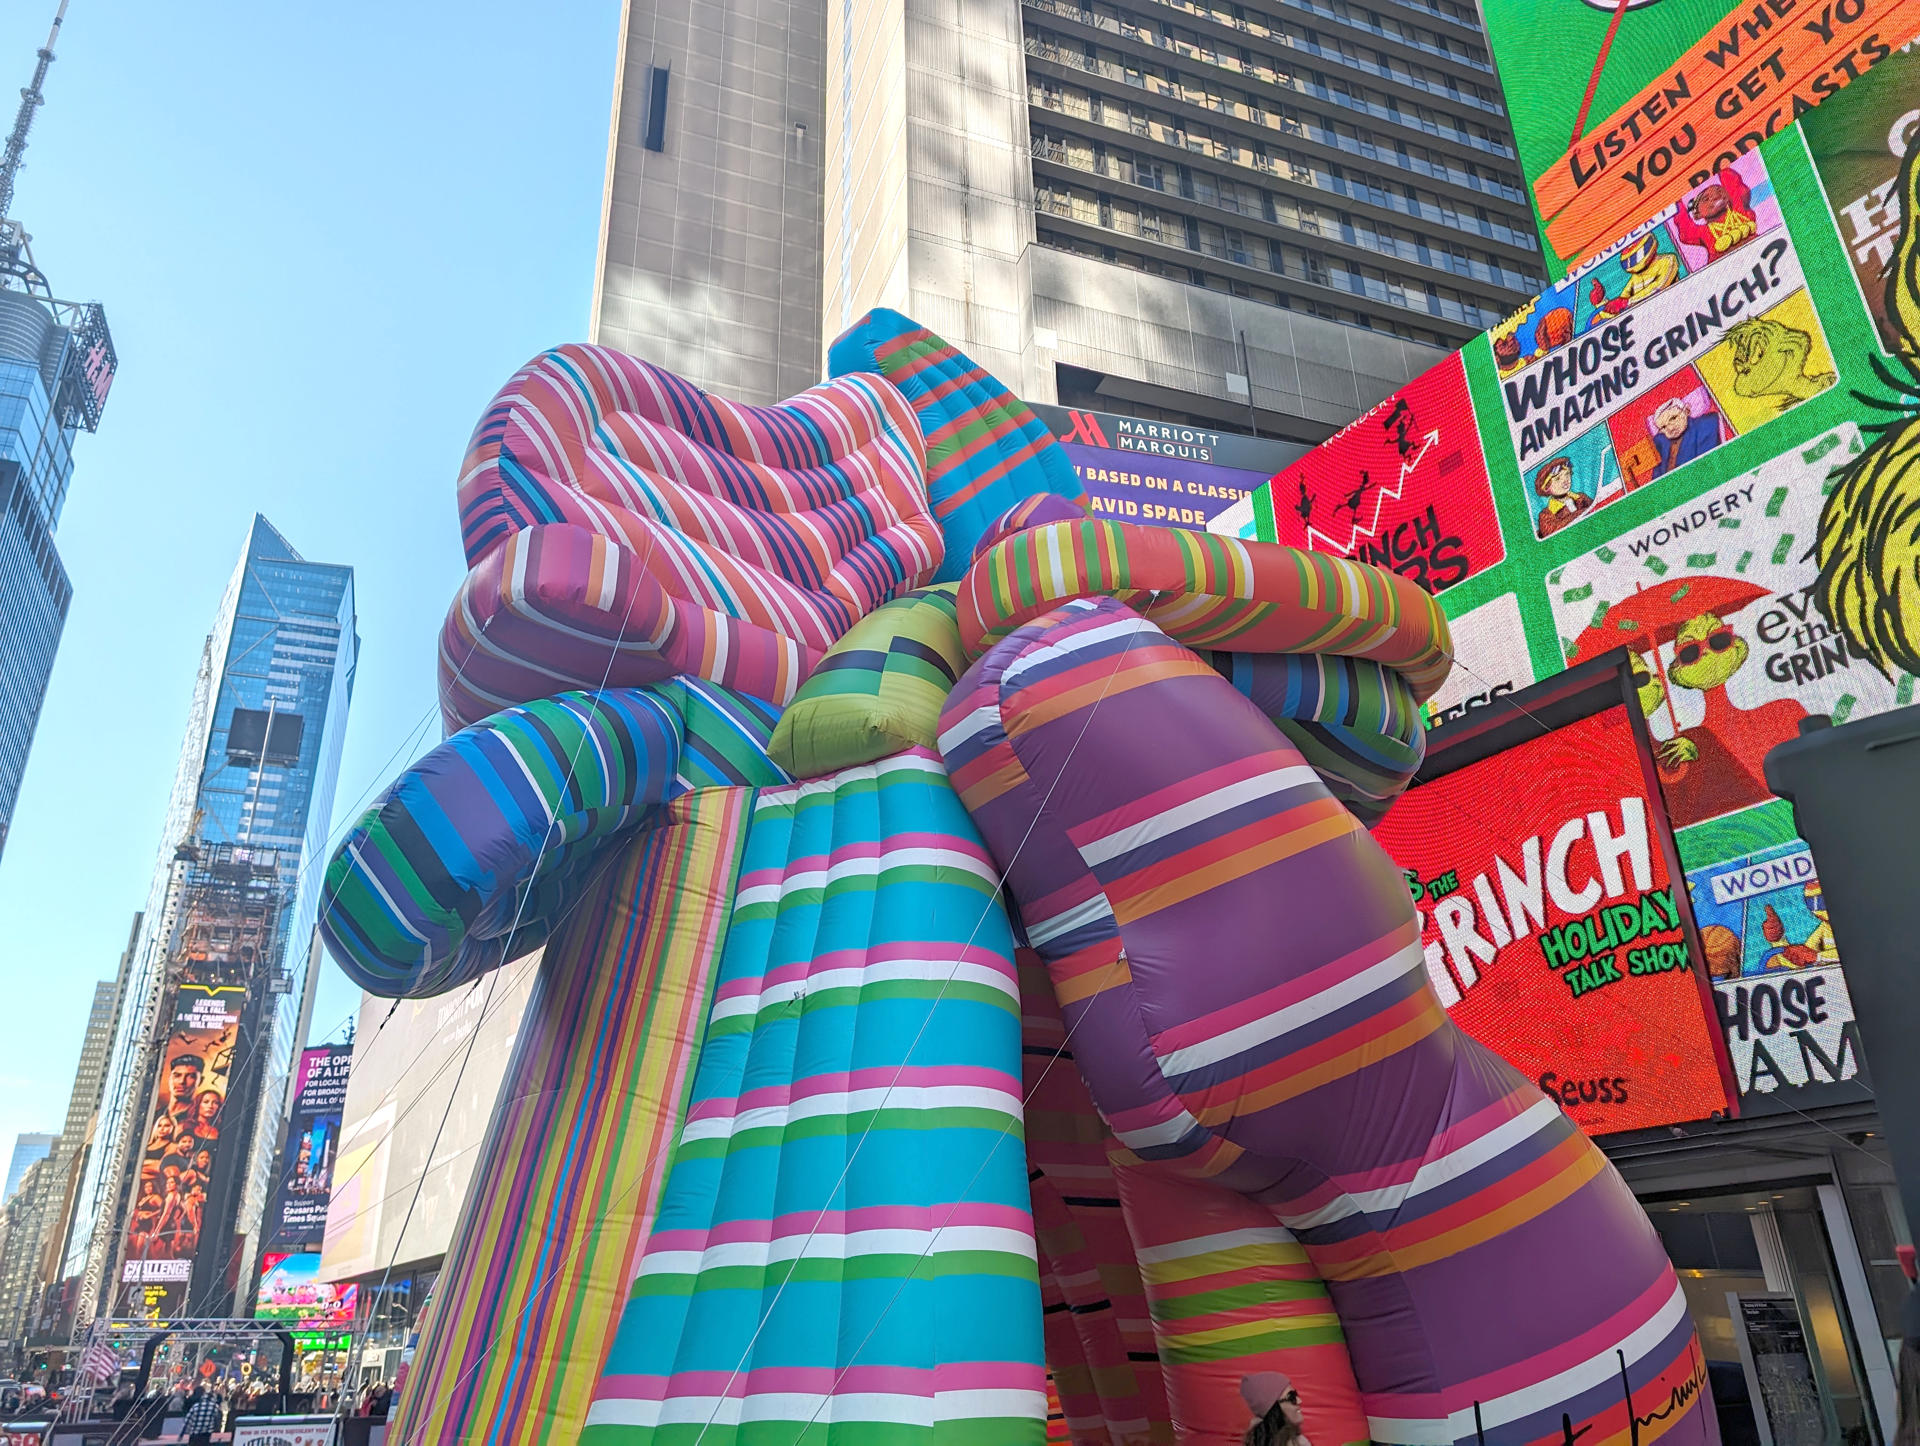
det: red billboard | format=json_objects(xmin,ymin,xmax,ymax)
[
  {"xmin": 1267, "ymin": 353, "xmax": 1504, "ymax": 596},
  {"xmin": 1372, "ymin": 659, "xmax": 1737, "ymax": 1135}
]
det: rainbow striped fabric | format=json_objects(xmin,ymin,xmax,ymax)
[
  {"xmin": 391, "ymin": 791, "xmax": 750, "ymax": 1445},
  {"xmin": 1201, "ymin": 650, "xmax": 1426, "ymax": 828},
  {"xmin": 767, "ymin": 585, "xmax": 967, "ymax": 778},
  {"xmin": 828, "ymin": 310, "xmax": 1086, "ymax": 581},
  {"xmin": 940, "ymin": 596, "xmax": 1712, "ymax": 1446},
  {"xmin": 582, "ymin": 749, "xmax": 1045, "ymax": 1445},
  {"xmin": 1113, "ymin": 1167, "xmax": 1367, "ymax": 1446},
  {"xmin": 442, "ymin": 343, "xmax": 943, "ymax": 727},
  {"xmin": 1019, "ymin": 954, "xmax": 1170, "ymax": 1445},
  {"xmin": 319, "ymin": 679, "xmax": 785, "ymax": 998},
  {"xmin": 958, "ymin": 519, "xmax": 1455, "ymax": 704}
]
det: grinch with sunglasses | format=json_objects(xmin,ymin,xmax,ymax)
[{"xmin": 1653, "ymin": 609, "xmax": 1808, "ymax": 825}]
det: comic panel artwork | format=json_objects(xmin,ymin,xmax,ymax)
[
  {"xmin": 1491, "ymin": 150, "xmax": 1838, "ymax": 542},
  {"xmin": 1546, "ymin": 422, "xmax": 1915, "ymax": 832},
  {"xmin": 1266, "ymin": 353, "xmax": 1504, "ymax": 596},
  {"xmin": 1687, "ymin": 841, "xmax": 1866, "ymax": 1104}
]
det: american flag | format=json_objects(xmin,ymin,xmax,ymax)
[{"xmin": 78, "ymin": 1338, "xmax": 119, "ymax": 1385}]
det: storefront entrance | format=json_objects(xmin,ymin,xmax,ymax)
[{"xmin": 1645, "ymin": 1184, "xmax": 1891, "ymax": 1446}]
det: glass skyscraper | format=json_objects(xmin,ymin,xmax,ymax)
[
  {"xmin": 63, "ymin": 516, "xmax": 356, "ymax": 1325},
  {"xmin": 0, "ymin": 281, "xmax": 110, "ymax": 861}
]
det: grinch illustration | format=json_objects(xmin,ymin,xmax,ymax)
[
  {"xmin": 1815, "ymin": 121, "xmax": 1920, "ymax": 682},
  {"xmin": 1656, "ymin": 610, "xmax": 1808, "ymax": 820},
  {"xmin": 1724, "ymin": 316, "xmax": 1836, "ymax": 409}
]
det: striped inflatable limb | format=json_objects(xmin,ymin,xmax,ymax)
[
  {"xmin": 582, "ymin": 748, "xmax": 1045, "ymax": 1445},
  {"xmin": 958, "ymin": 519, "xmax": 1454, "ymax": 703},
  {"xmin": 1199, "ymin": 651, "xmax": 1425, "ymax": 828},
  {"xmin": 939, "ymin": 598, "xmax": 1716, "ymax": 1446},
  {"xmin": 768, "ymin": 585, "xmax": 968, "ymax": 778},
  {"xmin": 443, "ymin": 343, "xmax": 944, "ymax": 728},
  {"xmin": 320, "ymin": 679, "xmax": 784, "ymax": 999},
  {"xmin": 391, "ymin": 788, "xmax": 753, "ymax": 1446},
  {"xmin": 1112, "ymin": 1167, "xmax": 1367, "ymax": 1446},
  {"xmin": 827, "ymin": 310, "xmax": 1087, "ymax": 581},
  {"xmin": 1020, "ymin": 953, "xmax": 1171, "ymax": 1445}
]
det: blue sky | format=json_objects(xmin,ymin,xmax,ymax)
[{"xmin": 0, "ymin": 3, "xmax": 620, "ymax": 1160}]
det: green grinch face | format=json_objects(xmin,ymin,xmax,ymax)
[
  {"xmin": 1727, "ymin": 318, "xmax": 1824, "ymax": 402},
  {"xmin": 1630, "ymin": 654, "xmax": 1665, "ymax": 716},
  {"xmin": 1669, "ymin": 612, "xmax": 1747, "ymax": 690}
]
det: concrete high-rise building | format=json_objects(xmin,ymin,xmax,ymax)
[
  {"xmin": 63, "ymin": 518, "xmax": 356, "ymax": 1329},
  {"xmin": 592, "ymin": 0, "xmax": 826, "ymax": 404},
  {"xmin": 825, "ymin": 0, "xmax": 1545, "ymax": 441},
  {"xmin": 2, "ymin": 1137, "xmax": 52, "ymax": 1206}
]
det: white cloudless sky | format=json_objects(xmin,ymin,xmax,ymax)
[{"xmin": 0, "ymin": 2, "xmax": 621, "ymax": 1161}]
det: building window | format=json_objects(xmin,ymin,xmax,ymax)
[{"xmin": 641, "ymin": 64, "xmax": 671, "ymax": 152}]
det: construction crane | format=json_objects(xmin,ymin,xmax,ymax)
[{"xmin": 0, "ymin": 1, "xmax": 66, "ymax": 227}]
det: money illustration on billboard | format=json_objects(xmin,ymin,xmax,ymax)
[
  {"xmin": 1547, "ymin": 422, "xmax": 1909, "ymax": 829},
  {"xmin": 1265, "ymin": 352, "xmax": 1504, "ymax": 595},
  {"xmin": 1372, "ymin": 695, "xmax": 1735, "ymax": 1135},
  {"xmin": 1027, "ymin": 402, "xmax": 1298, "ymax": 531},
  {"xmin": 1491, "ymin": 152, "xmax": 1839, "ymax": 542},
  {"xmin": 119, "ymin": 982, "xmax": 247, "ymax": 1316},
  {"xmin": 1686, "ymin": 841, "xmax": 1868, "ymax": 1102}
]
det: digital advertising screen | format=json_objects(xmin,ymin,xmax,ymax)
[
  {"xmin": 255, "ymin": 1251, "xmax": 356, "ymax": 1327},
  {"xmin": 1372, "ymin": 656, "xmax": 1738, "ymax": 1136},
  {"xmin": 265, "ymin": 1045, "xmax": 351, "ymax": 1252},
  {"xmin": 117, "ymin": 982, "xmax": 248, "ymax": 1317},
  {"xmin": 1026, "ymin": 402, "xmax": 1301, "ymax": 532}
]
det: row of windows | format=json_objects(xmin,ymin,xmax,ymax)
[
  {"xmin": 1300, "ymin": 0, "xmax": 1486, "ymax": 61},
  {"xmin": 1039, "ymin": 226, "xmax": 1449, "ymax": 344},
  {"xmin": 1026, "ymin": 0, "xmax": 1503, "ymax": 126},
  {"xmin": 1033, "ymin": 130, "xmax": 1541, "ymax": 295},
  {"xmin": 1036, "ymin": 181, "xmax": 1501, "ymax": 331},
  {"xmin": 1024, "ymin": 35, "xmax": 1525, "ymax": 217},
  {"xmin": 0, "ymin": 492, "xmax": 69, "ymax": 620},
  {"xmin": 1022, "ymin": 22, "xmax": 1516, "ymax": 166},
  {"xmin": 1029, "ymin": 76, "xmax": 1540, "ymax": 255}
]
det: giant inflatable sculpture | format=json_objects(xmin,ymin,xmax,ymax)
[{"xmin": 320, "ymin": 312, "xmax": 1717, "ymax": 1445}]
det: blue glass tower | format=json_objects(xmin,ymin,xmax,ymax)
[
  {"xmin": 64, "ymin": 517, "xmax": 356, "ymax": 1324},
  {"xmin": 0, "ymin": 279, "xmax": 110, "ymax": 861}
]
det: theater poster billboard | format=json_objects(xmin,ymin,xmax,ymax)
[
  {"xmin": 118, "ymin": 982, "xmax": 247, "ymax": 1318},
  {"xmin": 264, "ymin": 1045, "xmax": 351, "ymax": 1252}
]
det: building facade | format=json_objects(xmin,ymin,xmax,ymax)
[
  {"xmin": 826, "ymin": 0, "xmax": 1545, "ymax": 443},
  {"xmin": 0, "ymin": 277, "xmax": 112, "ymax": 863},
  {"xmin": 0, "ymin": 918, "xmax": 139, "ymax": 1350},
  {"xmin": 63, "ymin": 518, "xmax": 355, "ymax": 1329},
  {"xmin": 591, "ymin": 0, "xmax": 827, "ymax": 404},
  {"xmin": 2, "ymin": 1137, "xmax": 53, "ymax": 1207}
]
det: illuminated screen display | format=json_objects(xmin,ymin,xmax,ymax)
[{"xmin": 1372, "ymin": 682, "xmax": 1736, "ymax": 1136}]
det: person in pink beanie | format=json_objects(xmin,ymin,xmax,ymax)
[{"xmin": 1241, "ymin": 1371, "xmax": 1311, "ymax": 1446}]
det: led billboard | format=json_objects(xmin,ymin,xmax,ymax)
[{"xmin": 1373, "ymin": 658, "xmax": 1738, "ymax": 1134}]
